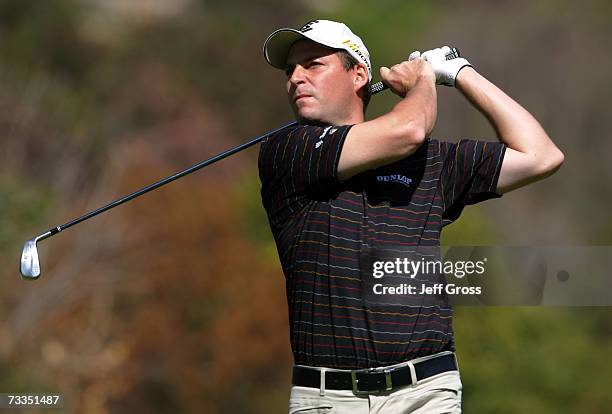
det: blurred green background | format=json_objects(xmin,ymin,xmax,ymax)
[{"xmin": 1, "ymin": 0, "xmax": 611, "ymax": 412}]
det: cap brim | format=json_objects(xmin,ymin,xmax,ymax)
[{"xmin": 263, "ymin": 28, "xmax": 310, "ymax": 69}]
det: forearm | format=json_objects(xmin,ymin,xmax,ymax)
[
  {"xmin": 337, "ymin": 73, "xmax": 437, "ymax": 181},
  {"xmin": 400, "ymin": 74, "xmax": 438, "ymax": 137},
  {"xmin": 456, "ymin": 67, "xmax": 560, "ymax": 159},
  {"xmin": 384, "ymin": 74, "xmax": 438, "ymax": 141}
]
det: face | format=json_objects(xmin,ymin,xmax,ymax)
[{"xmin": 285, "ymin": 40, "xmax": 366, "ymax": 125}]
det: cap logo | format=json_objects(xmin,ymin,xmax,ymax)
[
  {"xmin": 342, "ymin": 39, "xmax": 370, "ymax": 68},
  {"xmin": 299, "ymin": 20, "xmax": 319, "ymax": 33}
]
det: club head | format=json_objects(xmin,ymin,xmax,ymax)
[{"xmin": 20, "ymin": 238, "xmax": 41, "ymax": 280}]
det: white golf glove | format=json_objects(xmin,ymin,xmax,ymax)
[{"xmin": 409, "ymin": 46, "xmax": 471, "ymax": 87}]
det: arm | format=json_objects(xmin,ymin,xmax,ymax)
[
  {"xmin": 455, "ymin": 67, "xmax": 564, "ymax": 194},
  {"xmin": 337, "ymin": 59, "xmax": 437, "ymax": 182}
]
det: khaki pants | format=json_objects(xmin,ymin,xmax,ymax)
[{"xmin": 288, "ymin": 360, "xmax": 462, "ymax": 414}]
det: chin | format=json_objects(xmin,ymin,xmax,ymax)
[
  {"xmin": 297, "ymin": 117, "xmax": 329, "ymax": 126},
  {"xmin": 295, "ymin": 110, "xmax": 328, "ymax": 126}
]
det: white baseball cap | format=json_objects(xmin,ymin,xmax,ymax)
[{"xmin": 263, "ymin": 20, "xmax": 372, "ymax": 81}]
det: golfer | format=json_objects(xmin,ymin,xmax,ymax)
[{"xmin": 259, "ymin": 20, "xmax": 563, "ymax": 413}]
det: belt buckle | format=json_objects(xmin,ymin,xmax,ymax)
[
  {"xmin": 350, "ymin": 368, "xmax": 393, "ymax": 395},
  {"xmin": 383, "ymin": 369, "xmax": 393, "ymax": 391}
]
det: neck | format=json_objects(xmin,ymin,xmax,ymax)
[{"xmin": 299, "ymin": 106, "xmax": 365, "ymax": 126}]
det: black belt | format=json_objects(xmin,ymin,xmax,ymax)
[{"xmin": 292, "ymin": 353, "xmax": 457, "ymax": 394}]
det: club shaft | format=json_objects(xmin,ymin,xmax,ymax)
[{"xmin": 46, "ymin": 120, "xmax": 298, "ymax": 236}]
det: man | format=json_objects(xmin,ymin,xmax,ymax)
[{"xmin": 258, "ymin": 20, "xmax": 563, "ymax": 413}]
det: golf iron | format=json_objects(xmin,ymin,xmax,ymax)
[{"xmin": 19, "ymin": 47, "xmax": 461, "ymax": 280}]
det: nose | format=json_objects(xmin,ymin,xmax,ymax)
[{"xmin": 288, "ymin": 64, "xmax": 306, "ymax": 86}]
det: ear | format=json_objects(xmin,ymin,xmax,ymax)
[{"xmin": 353, "ymin": 64, "xmax": 368, "ymax": 92}]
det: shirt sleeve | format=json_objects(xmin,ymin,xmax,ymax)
[
  {"xmin": 258, "ymin": 124, "xmax": 351, "ymax": 225},
  {"xmin": 439, "ymin": 139, "xmax": 506, "ymax": 222}
]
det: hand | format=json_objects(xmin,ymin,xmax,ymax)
[
  {"xmin": 379, "ymin": 59, "xmax": 435, "ymax": 98},
  {"xmin": 409, "ymin": 46, "xmax": 471, "ymax": 87}
]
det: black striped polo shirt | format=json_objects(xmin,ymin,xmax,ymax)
[{"xmin": 258, "ymin": 123, "xmax": 506, "ymax": 369}]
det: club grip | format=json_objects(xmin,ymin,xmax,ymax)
[
  {"xmin": 445, "ymin": 47, "xmax": 460, "ymax": 60},
  {"xmin": 370, "ymin": 81, "xmax": 387, "ymax": 95},
  {"xmin": 369, "ymin": 46, "xmax": 461, "ymax": 95}
]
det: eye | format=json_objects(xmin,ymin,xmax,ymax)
[{"xmin": 285, "ymin": 65, "xmax": 295, "ymax": 77}]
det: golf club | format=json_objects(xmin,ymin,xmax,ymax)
[{"xmin": 20, "ymin": 48, "xmax": 460, "ymax": 280}]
